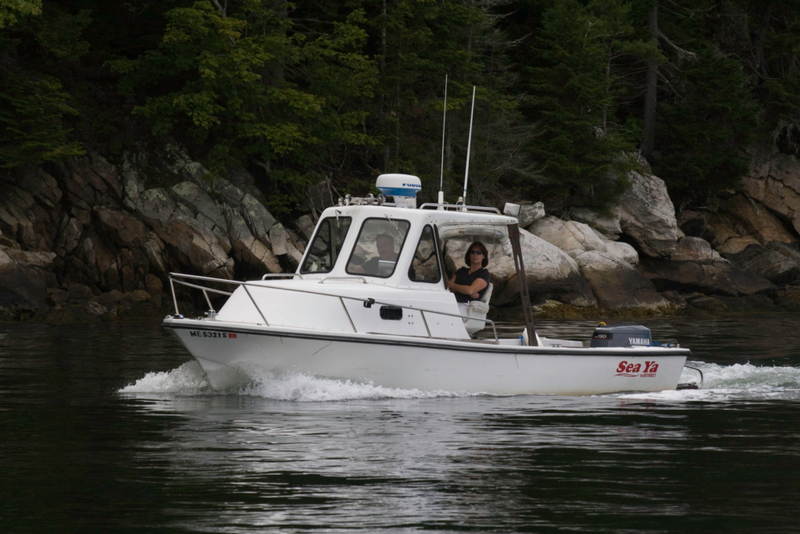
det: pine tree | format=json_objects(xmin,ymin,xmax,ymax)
[{"xmin": 517, "ymin": 0, "xmax": 641, "ymax": 209}]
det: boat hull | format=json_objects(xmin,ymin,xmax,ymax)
[{"xmin": 163, "ymin": 318, "xmax": 690, "ymax": 395}]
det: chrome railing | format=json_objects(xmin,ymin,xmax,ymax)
[{"xmin": 167, "ymin": 272, "xmax": 500, "ymax": 344}]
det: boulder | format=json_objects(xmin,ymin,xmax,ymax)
[
  {"xmin": 679, "ymin": 194, "xmax": 796, "ymax": 255},
  {"xmin": 527, "ymin": 216, "xmax": 607, "ymax": 258},
  {"xmin": 0, "ymin": 249, "xmax": 54, "ymax": 312},
  {"xmin": 670, "ymin": 237, "xmax": 724, "ymax": 263},
  {"xmin": 618, "ymin": 171, "xmax": 678, "ymax": 257},
  {"xmin": 2, "ymin": 249, "xmax": 56, "ymax": 268},
  {"xmin": 569, "ymin": 206, "xmax": 622, "ymax": 238},
  {"xmin": 240, "ymin": 193, "xmax": 276, "ymax": 239},
  {"xmin": 225, "ymin": 206, "xmax": 282, "ymax": 275},
  {"xmin": 574, "ymin": 250, "xmax": 666, "ymax": 310},
  {"xmin": 604, "ymin": 239, "xmax": 639, "ymax": 266},
  {"xmin": 444, "ymin": 230, "xmax": 596, "ymax": 307},
  {"xmin": 172, "ymin": 181, "xmax": 226, "ymax": 229},
  {"xmin": 743, "ymin": 151, "xmax": 800, "ymax": 234},
  {"xmin": 517, "ymin": 201, "xmax": 545, "ymax": 227},
  {"xmin": 293, "ymin": 214, "xmax": 316, "ymax": 241},
  {"xmin": 723, "ymin": 243, "xmax": 800, "ymax": 285},
  {"xmin": 269, "ymin": 223, "xmax": 290, "ymax": 256},
  {"xmin": 639, "ymin": 257, "xmax": 775, "ymax": 297}
]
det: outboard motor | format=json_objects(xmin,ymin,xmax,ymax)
[{"xmin": 590, "ymin": 324, "xmax": 652, "ymax": 348}]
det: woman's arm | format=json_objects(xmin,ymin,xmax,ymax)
[{"xmin": 448, "ymin": 274, "xmax": 488, "ymax": 300}]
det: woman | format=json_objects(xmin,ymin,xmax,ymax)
[{"xmin": 448, "ymin": 241, "xmax": 490, "ymax": 317}]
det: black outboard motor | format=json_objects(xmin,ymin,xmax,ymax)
[{"xmin": 590, "ymin": 324, "xmax": 652, "ymax": 348}]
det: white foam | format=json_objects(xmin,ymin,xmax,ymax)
[
  {"xmin": 122, "ymin": 360, "xmax": 800, "ymax": 402},
  {"xmin": 119, "ymin": 361, "xmax": 212, "ymax": 396},
  {"xmin": 119, "ymin": 360, "xmax": 475, "ymax": 401},
  {"xmin": 619, "ymin": 361, "xmax": 800, "ymax": 402}
]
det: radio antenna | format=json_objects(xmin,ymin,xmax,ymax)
[
  {"xmin": 461, "ymin": 85, "xmax": 476, "ymax": 211},
  {"xmin": 438, "ymin": 74, "xmax": 448, "ymax": 208}
]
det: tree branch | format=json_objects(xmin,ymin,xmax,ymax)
[{"xmin": 656, "ymin": 28, "xmax": 697, "ymax": 62}]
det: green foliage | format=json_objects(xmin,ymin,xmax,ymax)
[
  {"xmin": 0, "ymin": 0, "xmax": 41, "ymax": 29},
  {"xmin": 110, "ymin": 0, "xmax": 378, "ymax": 194},
  {"xmin": 653, "ymin": 48, "xmax": 758, "ymax": 197},
  {"xmin": 518, "ymin": 0, "xmax": 642, "ymax": 208},
  {"xmin": 0, "ymin": 70, "xmax": 84, "ymax": 168},
  {"xmin": 6, "ymin": 0, "xmax": 800, "ymax": 214},
  {"xmin": 32, "ymin": 5, "xmax": 91, "ymax": 61}
]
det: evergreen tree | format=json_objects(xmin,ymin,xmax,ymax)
[
  {"xmin": 110, "ymin": 0, "xmax": 378, "ymax": 214},
  {"xmin": 0, "ymin": 2, "xmax": 85, "ymax": 169},
  {"xmin": 516, "ymin": 0, "xmax": 641, "ymax": 209}
]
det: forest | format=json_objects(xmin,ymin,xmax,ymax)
[{"xmin": 2, "ymin": 0, "xmax": 800, "ymax": 216}]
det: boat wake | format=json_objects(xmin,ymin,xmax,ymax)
[
  {"xmin": 120, "ymin": 360, "xmax": 800, "ymax": 402},
  {"xmin": 119, "ymin": 361, "xmax": 476, "ymax": 401},
  {"xmin": 619, "ymin": 361, "xmax": 800, "ymax": 402}
]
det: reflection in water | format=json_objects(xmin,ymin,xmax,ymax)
[{"xmin": 1, "ymin": 315, "xmax": 800, "ymax": 533}]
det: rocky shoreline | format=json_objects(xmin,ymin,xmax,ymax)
[{"xmin": 2, "ymin": 146, "xmax": 800, "ymax": 323}]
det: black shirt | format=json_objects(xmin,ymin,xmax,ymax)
[{"xmin": 453, "ymin": 267, "xmax": 490, "ymax": 303}]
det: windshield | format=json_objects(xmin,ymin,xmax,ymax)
[
  {"xmin": 346, "ymin": 218, "xmax": 410, "ymax": 278},
  {"xmin": 300, "ymin": 216, "xmax": 352, "ymax": 273}
]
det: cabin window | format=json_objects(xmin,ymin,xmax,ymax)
[
  {"xmin": 409, "ymin": 225, "xmax": 441, "ymax": 283},
  {"xmin": 346, "ymin": 218, "xmax": 410, "ymax": 278},
  {"xmin": 300, "ymin": 216, "xmax": 352, "ymax": 273}
]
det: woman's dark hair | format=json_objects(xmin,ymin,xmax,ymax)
[{"xmin": 464, "ymin": 241, "xmax": 489, "ymax": 268}]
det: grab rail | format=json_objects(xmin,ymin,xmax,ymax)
[
  {"xmin": 419, "ymin": 203, "xmax": 501, "ymax": 214},
  {"xmin": 262, "ymin": 273, "xmax": 304, "ymax": 280},
  {"xmin": 319, "ymin": 276, "xmax": 367, "ymax": 284},
  {"xmin": 166, "ymin": 272, "xmax": 500, "ymax": 344}
]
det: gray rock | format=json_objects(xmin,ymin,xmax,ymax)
[
  {"xmin": 604, "ymin": 240, "xmax": 639, "ymax": 266},
  {"xmin": 724, "ymin": 243, "xmax": 799, "ymax": 285},
  {"xmin": 569, "ymin": 206, "xmax": 622, "ymax": 238},
  {"xmin": 670, "ymin": 237, "xmax": 724, "ymax": 264},
  {"xmin": 639, "ymin": 257, "xmax": 775, "ymax": 297},
  {"xmin": 517, "ymin": 201, "xmax": 545, "ymax": 227},
  {"xmin": 618, "ymin": 171, "xmax": 678, "ymax": 257},
  {"xmin": 293, "ymin": 214, "xmax": 316, "ymax": 241},
  {"xmin": 574, "ymin": 250, "xmax": 666, "ymax": 310},
  {"xmin": 0, "ymin": 249, "xmax": 53, "ymax": 310},
  {"xmin": 241, "ymin": 193, "xmax": 275, "ymax": 238},
  {"xmin": 172, "ymin": 181, "xmax": 227, "ymax": 229},
  {"xmin": 528, "ymin": 216, "xmax": 607, "ymax": 257},
  {"xmin": 269, "ymin": 223, "xmax": 290, "ymax": 256},
  {"xmin": 445, "ymin": 230, "xmax": 596, "ymax": 307}
]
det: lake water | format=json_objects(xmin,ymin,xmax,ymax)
[{"xmin": 2, "ymin": 315, "xmax": 800, "ymax": 533}]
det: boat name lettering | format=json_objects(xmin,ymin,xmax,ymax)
[
  {"xmin": 189, "ymin": 330, "xmax": 237, "ymax": 339},
  {"xmin": 615, "ymin": 360, "xmax": 659, "ymax": 378}
]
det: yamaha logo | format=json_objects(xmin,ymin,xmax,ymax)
[{"xmin": 628, "ymin": 337, "xmax": 649, "ymax": 346}]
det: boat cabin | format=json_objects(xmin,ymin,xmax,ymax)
[
  {"xmin": 297, "ymin": 175, "xmax": 519, "ymax": 332},
  {"xmin": 169, "ymin": 173, "xmax": 537, "ymax": 345}
]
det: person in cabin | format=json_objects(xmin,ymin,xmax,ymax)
[
  {"xmin": 352, "ymin": 233, "xmax": 398, "ymax": 276},
  {"xmin": 448, "ymin": 241, "xmax": 491, "ymax": 316}
]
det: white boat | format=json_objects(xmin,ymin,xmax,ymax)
[{"xmin": 162, "ymin": 174, "xmax": 694, "ymax": 395}]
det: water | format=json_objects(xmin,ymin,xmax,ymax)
[{"xmin": 2, "ymin": 315, "xmax": 800, "ymax": 533}]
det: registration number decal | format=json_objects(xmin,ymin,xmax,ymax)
[
  {"xmin": 189, "ymin": 330, "xmax": 237, "ymax": 339},
  {"xmin": 615, "ymin": 360, "xmax": 658, "ymax": 378}
]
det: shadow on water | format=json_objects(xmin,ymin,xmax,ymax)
[{"xmin": 1, "ymin": 315, "xmax": 799, "ymax": 533}]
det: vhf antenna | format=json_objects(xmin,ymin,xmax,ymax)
[
  {"xmin": 438, "ymin": 75, "xmax": 448, "ymax": 208},
  {"xmin": 462, "ymin": 85, "xmax": 476, "ymax": 211}
]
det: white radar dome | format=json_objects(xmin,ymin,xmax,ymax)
[{"xmin": 375, "ymin": 174, "xmax": 422, "ymax": 209}]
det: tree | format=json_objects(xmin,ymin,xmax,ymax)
[
  {"xmin": 516, "ymin": 0, "xmax": 641, "ymax": 209},
  {"xmin": 0, "ymin": 1, "xmax": 85, "ymax": 168},
  {"xmin": 110, "ymin": 0, "xmax": 378, "ymax": 214},
  {"xmin": 0, "ymin": 0, "xmax": 41, "ymax": 29}
]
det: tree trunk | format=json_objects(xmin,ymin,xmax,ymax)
[{"xmin": 641, "ymin": 4, "xmax": 658, "ymax": 161}]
